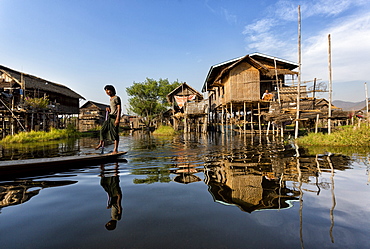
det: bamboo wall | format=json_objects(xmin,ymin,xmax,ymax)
[{"xmin": 222, "ymin": 62, "xmax": 261, "ymax": 104}]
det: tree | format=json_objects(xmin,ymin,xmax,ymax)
[{"xmin": 126, "ymin": 78, "xmax": 182, "ymax": 127}]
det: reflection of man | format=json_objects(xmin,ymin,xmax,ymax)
[{"xmin": 100, "ymin": 163, "xmax": 122, "ymax": 230}]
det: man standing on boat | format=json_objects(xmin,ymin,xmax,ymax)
[{"xmin": 96, "ymin": 85, "xmax": 121, "ymax": 154}]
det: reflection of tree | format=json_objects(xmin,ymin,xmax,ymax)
[
  {"xmin": 0, "ymin": 180, "xmax": 77, "ymax": 210},
  {"xmin": 132, "ymin": 166, "xmax": 172, "ymax": 184}
]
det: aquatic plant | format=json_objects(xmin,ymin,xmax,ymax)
[
  {"xmin": 152, "ymin": 125, "xmax": 177, "ymax": 136},
  {"xmin": 0, "ymin": 127, "xmax": 79, "ymax": 144},
  {"xmin": 296, "ymin": 124, "xmax": 370, "ymax": 147}
]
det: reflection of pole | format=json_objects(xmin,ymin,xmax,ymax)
[
  {"xmin": 315, "ymin": 154, "xmax": 322, "ymax": 195},
  {"xmin": 295, "ymin": 143, "xmax": 304, "ymax": 249},
  {"xmin": 327, "ymin": 154, "xmax": 336, "ymax": 243},
  {"xmin": 279, "ymin": 173, "xmax": 284, "ymax": 210}
]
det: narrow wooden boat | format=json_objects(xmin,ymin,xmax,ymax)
[{"xmin": 0, "ymin": 151, "xmax": 127, "ymax": 175}]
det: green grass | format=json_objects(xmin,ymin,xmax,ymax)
[
  {"xmin": 0, "ymin": 128, "xmax": 79, "ymax": 144},
  {"xmin": 296, "ymin": 124, "xmax": 370, "ymax": 147},
  {"xmin": 152, "ymin": 125, "xmax": 177, "ymax": 136}
]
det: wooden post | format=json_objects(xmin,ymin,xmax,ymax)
[
  {"xmin": 295, "ymin": 5, "xmax": 301, "ymax": 139},
  {"xmin": 315, "ymin": 113, "xmax": 319, "ymax": 133},
  {"xmin": 221, "ymin": 105, "xmax": 224, "ymax": 134},
  {"xmin": 258, "ymin": 102, "xmax": 261, "ymax": 134},
  {"xmin": 230, "ymin": 102, "xmax": 233, "ymax": 134},
  {"xmin": 274, "ymin": 58, "xmax": 281, "ymax": 107},
  {"xmin": 365, "ymin": 82, "xmax": 369, "ymax": 123},
  {"xmin": 328, "ymin": 34, "xmax": 333, "ymax": 134},
  {"xmin": 243, "ymin": 102, "xmax": 246, "ymax": 131},
  {"xmin": 250, "ymin": 105, "xmax": 254, "ymax": 134}
]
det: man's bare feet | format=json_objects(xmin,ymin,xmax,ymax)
[{"xmin": 95, "ymin": 141, "xmax": 103, "ymax": 150}]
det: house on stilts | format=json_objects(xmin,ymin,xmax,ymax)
[
  {"xmin": 0, "ymin": 65, "xmax": 85, "ymax": 137},
  {"xmin": 202, "ymin": 53, "xmax": 347, "ymax": 134},
  {"xmin": 166, "ymin": 82, "xmax": 207, "ymax": 132}
]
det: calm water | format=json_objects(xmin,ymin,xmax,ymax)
[{"xmin": 0, "ymin": 132, "xmax": 369, "ymax": 249}]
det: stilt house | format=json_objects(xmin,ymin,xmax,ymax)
[
  {"xmin": 79, "ymin": 101, "xmax": 109, "ymax": 132},
  {"xmin": 202, "ymin": 53, "xmax": 300, "ymax": 132},
  {"xmin": 166, "ymin": 82, "xmax": 206, "ymax": 131},
  {"xmin": 0, "ymin": 65, "xmax": 84, "ymax": 136}
]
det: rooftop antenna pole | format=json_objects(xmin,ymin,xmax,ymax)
[
  {"xmin": 295, "ymin": 5, "xmax": 301, "ymax": 139},
  {"xmin": 328, "ymin": 34, "xmax": 333, "ymax": 134}
]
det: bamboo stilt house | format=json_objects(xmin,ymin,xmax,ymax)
[
  {"xmin": 0, "ymin": 65, "xmax": 84, "ymax": 135},
  {"xmin": 79, "ymin": 101, "xmax": 109, "ymax": 132},
  {"xmin": 202, "ymin": 53, "xmax": 299, "ymax": 111},
  {"xmin": 166, "ymin": 82, "xmax": 205, "ymax": 131}
]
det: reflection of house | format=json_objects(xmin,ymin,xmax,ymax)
[
  {"xmin": 204, "ymin": 142, "xmax": 352, "ymax": 213},
  {"xmin": 79, "ymin": 101, "xmax": 109, "ymax": 132},
  {"xmin": 0, "ymin": 65, "xmax": 84, "ymax": 135},
  {"xmin": 205, "ymin": 163, "xmax": 299, "ymax": 213},
  {"xmin": 166, "ymin": 82, "xmax": 206, "ymax": 132}
]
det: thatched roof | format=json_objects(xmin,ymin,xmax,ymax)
[
  {"xmin": 0, "ymin": 65, "xmax": 84, "ymax": 99},
  {"xmin": 202, "ymin": 52, "xmax": 299, "ymax": 92},
  {"xmin": 167, "ymin": 82, "xmax": 203, "ymax": 103}
]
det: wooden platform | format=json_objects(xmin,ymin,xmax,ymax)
[{"xmin": 0, "ymin": 151, "xmax": 127, "ymax": 176}]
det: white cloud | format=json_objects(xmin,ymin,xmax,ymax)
[
  {"xmin": 242, "ymin": 0, "xmax": 370, "ymax": 101},
  {"xmin": 302, "ymin": 13, "xmax": 370, "ymax": 82}
]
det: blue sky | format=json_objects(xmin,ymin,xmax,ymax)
[{"xmin": 1, "ymin": 0, "xmax": 369, "ymax": 112}]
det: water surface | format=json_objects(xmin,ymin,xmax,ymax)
[{"xmin": 0, "ymin": 132, "xmax": 369, "ymax": 249}]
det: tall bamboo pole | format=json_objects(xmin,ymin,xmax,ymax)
[
  {"xmin": 365, "ymin": 82, "xmax": 369, "ymax": 123},
  {"xmin": 328, "ymin": 34, "xmax": 333, "ymax": 134},
  {"xmin": 295, "ymin": 5, "xmax": 302, "ymax": 139}
]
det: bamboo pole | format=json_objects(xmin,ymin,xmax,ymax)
[
  {"xmin": 243, "ymin": 102, "xmax": 246, "ymax": 131},
  {"xmin": 315, "ymin": 113, "xmax": 319, "ymax": 133},
  {"xmin": 365, "ymin": 82, "xmax": 369, "ymax": 123},
  {"xmin": 295, "ymin": 5, "xmax": 302, "ymax": 139},
  {"xmin": 258, "ymin": 102, "xmax": 261, "ymax": 134},
  {"xmin": 274, "ymin": 58, "xmax": 281, "ymax": 107},
  {"xmin": 221, "ymin": 105, "xmax": 224, "ymax": 134},
  {"xmin": 328, "ymin": 34, "xmax": 333, "ymax": 134}
]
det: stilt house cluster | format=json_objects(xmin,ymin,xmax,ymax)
[
  {"xmin": 0, "ymin": 65, "xmax": 84, "ymax": 137},
  {"xmin": 167, "ymin": 52, "xmax": 348, "ymax": 134}
]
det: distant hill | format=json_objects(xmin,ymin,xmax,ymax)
[{"xmin": 333, "ymin": 100, "xmax": 369, "ymax": 111}]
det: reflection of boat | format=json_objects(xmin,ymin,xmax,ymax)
[
  {"xmin": 0, "ymin": 180, "xmax": 77, "ymax": 209},
  {"xmin": 0, "ymin": 151, "xmax": 127, "ymax": 175}
]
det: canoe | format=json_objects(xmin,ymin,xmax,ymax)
[{"xmin": 0, "ymin": 151, "xmax": 127, "ymax": 176}]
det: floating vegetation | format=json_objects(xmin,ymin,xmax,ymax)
[{"xmin": 296, "ymin": 125, "xmax": 370, "ymax": 147}]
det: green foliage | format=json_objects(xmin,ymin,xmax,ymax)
[
  {"xmin": 296, "ymin": 124, "xmax": 370, "ymax": 147},
  {"xmin": 24, "ymin": 96, "xmax": 49, "ymax": 109},
  {"xmin": 152, "ymin": 125, "xmax": 177, "ymax": 136},
  {"xmin": 126, "ymin": 78, "xmax": 182, "ymax": 127},
  {"xmin": 0, "ymin": 128, "xmax": 79, "ymax": 144}
]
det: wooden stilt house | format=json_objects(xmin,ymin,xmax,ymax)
[
  {"xmin": 79, "ymin": 101, "xmax": 110, "ymax": 132},
  {"xmin": 0, "ymin": 65, "xmax": 84, "ymax": 136},
  {"xmin": 166, "ymin": 82, "xmax": 205, "ymax": 132},
  {"xmin": 202, "ymin": 53, "xmax": 301, "ymax": 133}
]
